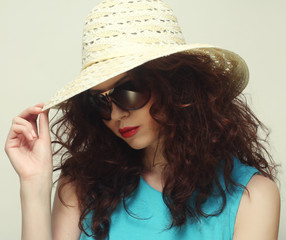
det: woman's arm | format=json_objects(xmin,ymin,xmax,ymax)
[
  {"xmin": 52, "ymin": 177, "xmax": 82, "ymax": 240},
  {"xmin": 5, "ymin": 104, "xmax": 81, "ymax": 240},
  {"xmin": 5, "ymin": 104, "xmax": 53, "ymax": 240},
  {"xmin": 20, "ymin": 178, "xmax": 53, "ymax": 240},
  {"xmin": 233, "ymin": 175, "xmax": 280, "ymax": 240}
]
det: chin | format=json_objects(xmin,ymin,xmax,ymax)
[
  {"xmin": 127, "ymin": 142, "xmax": 149, "ymax": 150},
  {"xmin": 125, "ymin": 138, "xmax": 154, "ymax": 150}
]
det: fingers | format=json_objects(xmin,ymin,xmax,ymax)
[
  {"xmin": 38, "ymin": 109, "xmax": 51, "ymax": 141},
  {"xmin": 6, "ymin": 115, "xmax": 38, "ymax": 148},
  {"xmin": 18, "ymin": 103, "xmax": 44, "ymax": 120},
  {"xmin": 12, "ymin": 116, "xmax": 37, "ymax": 138},
  {"xmin": 6, "ymin": 104, "xmax": 49, "ymax": 146},
  {"xmin": 5, "ymin": 123, "xmax": 36, "ymax": 153},
  {"xmin": 10, "ymin": 124, "xmax": 36, "ymax": 142}
]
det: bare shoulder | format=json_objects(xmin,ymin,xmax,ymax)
[
  {"xmin": 52, "ymin": 177, "xmax": 82, "ymax": 240},
  {"xmin": 233, "ymin": 174, "xmax": 280, "ymax": 240}
]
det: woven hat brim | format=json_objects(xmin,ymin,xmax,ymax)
[{"xmin": 43, "ymin": 44, "xmax": 249, "ymax": 111}]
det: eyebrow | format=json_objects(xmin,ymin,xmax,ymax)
[
  {"xmin": 114, "ymin": 75, "xmax": 130, "ymax": 87},
  {"xmin": 90, "ymin": 75, "xmax": 130, "ymax": 94}
]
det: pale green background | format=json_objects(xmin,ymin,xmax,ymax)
[{"xmin": 0, "ymin": 0, "xmax": 285, "ymax": 239}]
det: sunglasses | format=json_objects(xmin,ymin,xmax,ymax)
[{"xmin": 88, "ymin": 78, "xmax": 151, "ymax": 120}]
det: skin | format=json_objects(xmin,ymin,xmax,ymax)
[
  {"xmin": 5, "ymin": 103, "xmax": 53, "ymax": 240},
  {"xmin": 5, "ymin": 76, "xmax": 280, "ymax": 240},
  {"xmin": 100, "ymin": 88, "xmax": 161, "ymax": 151},
  {"xmin": 91, "ymin": 73, "xmax": 166, "ymax": 174}
]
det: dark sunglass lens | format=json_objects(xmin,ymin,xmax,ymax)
[
  {"xmin": 112, "ymin": 89, "xmax": 150, "ymax": 110},
  {"xmin": 112, "ymin": 80, "xmax": 150, "ymax": 110},
  {"xmin": 89, "ymin": 94, "xmax": 112, "ymax": 120}
]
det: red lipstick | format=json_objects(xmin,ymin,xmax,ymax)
[{"xmin": 119, "ymin": 126, "xmax": 140, "ymax": 138}]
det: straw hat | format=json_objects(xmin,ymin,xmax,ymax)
[{"xmin": 43, "ymin": 0, "xmax": 249, "ymax": 110}]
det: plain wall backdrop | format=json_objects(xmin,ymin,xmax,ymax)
[{"xmin": 0, "ymin": 0, "xmax": 285, "ymax": 239}]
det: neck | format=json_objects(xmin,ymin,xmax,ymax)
[{"xmin": 143, "ymin": 139, "xmax": 166, "ymax": 174}]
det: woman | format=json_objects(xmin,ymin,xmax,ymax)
[{"xmin": 5, "ymin": 0, "xmax": 280, "ymax": 239}]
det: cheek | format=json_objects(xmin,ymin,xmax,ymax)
[
  {"xmin": 103, "ymin": 119, "xmax": 114, "ymax": 130},
  {"xmin": 102, "ymin": 120, "xmax": 118, "ymax": 136},
  {"xmin": 102, "ymin": 119, "xmax": 110, "ymax": 128}
]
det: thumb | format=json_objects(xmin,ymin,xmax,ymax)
[{"xmin": 38, "ymin": 109, "xmax": 51, "ymax": 141}]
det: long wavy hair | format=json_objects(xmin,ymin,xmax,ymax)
[{"xmin": 51, "ymin": 52, "xmax": 278, "ymax": 239}]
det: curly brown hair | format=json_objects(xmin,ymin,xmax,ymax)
[{"xmin": 51, "ymin": 52, "xmax": 278, "ymax": 239}]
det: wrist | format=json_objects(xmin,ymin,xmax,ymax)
[
  {"xmin": 20, "ymin": 177, "xmax": 53, "ymax": 198},
  {"xmin": 19, "ymin": 172, "xmax": 52, "ymax": 185}
]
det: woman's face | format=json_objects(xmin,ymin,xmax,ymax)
[{"xmin": 91, "ymin": 73, "xmax": 160, "ymax": 150}]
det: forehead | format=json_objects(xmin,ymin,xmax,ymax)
[{"xmin": 90, "ymin": 72, "xmax": 128, "ymax": 92}]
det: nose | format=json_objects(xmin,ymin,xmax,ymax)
[{"xmin": 110, "ymin": 102, "xmax": 130, "ymax": 120}]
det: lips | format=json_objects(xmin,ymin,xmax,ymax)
[{"xmin": 119, "ymin": 126, "xmax": 140, "ymax": 138}]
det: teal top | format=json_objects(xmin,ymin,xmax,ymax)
[{"xmin": 80, "ymin": 157, "xmax": 259, "ymax": 240}]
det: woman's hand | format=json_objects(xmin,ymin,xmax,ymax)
[{"xmin": 5, "ymin": 103, "xmax": 53, "ymax": 183}]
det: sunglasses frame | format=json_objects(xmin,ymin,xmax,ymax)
[{"xmin": 88, "ymin": 80, "xmax": 151, "ymax": 120}]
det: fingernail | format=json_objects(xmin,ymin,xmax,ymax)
[
  {"xmin": 31, "ymin": 130, "xmax": 37, "ymax": 138},
  {"xmin": 29, "ymin": 133, "xmax": 34, "ymax": 140}
]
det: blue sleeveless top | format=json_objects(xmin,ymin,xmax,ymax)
[{"xmin": 80, "ymin": 157, "xmax": 259, "ymax": 240}]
